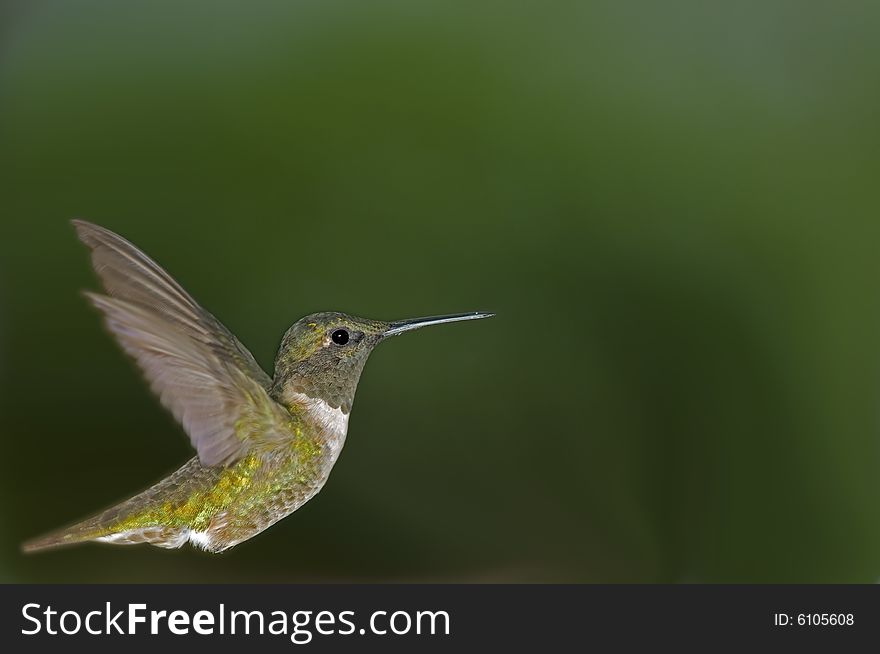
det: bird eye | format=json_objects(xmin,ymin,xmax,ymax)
[{"xmin": 331, "ymin": 329, "xmax": 350, "ymax": 345}]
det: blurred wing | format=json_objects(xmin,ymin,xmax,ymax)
[{"xmin": 73, "ymin": 220, "xmax": 285, "ymax": 467}]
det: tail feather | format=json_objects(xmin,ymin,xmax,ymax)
[
  {"xmin": 21, "ymin": 515, "xmax": 116, "ymax": 553},
  {"xmin": 22, "ymin": 514, "xmax": 189, "ymax": 553},
  {"xmin": 22, "ymin": 458, "xmax": 215, "ymax": 553},
  {"xmin": 22, "ymin": 485, "xmax": 190, "ymax": 554}
]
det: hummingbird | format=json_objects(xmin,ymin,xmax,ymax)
[{"xmin": 22, "ymin": 221, "xmax": 492, "ymax": 554}]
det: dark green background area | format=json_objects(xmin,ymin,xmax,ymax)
[{"xmin": 2, "ymin": 1, "xmax": 880, "ymax": 583}]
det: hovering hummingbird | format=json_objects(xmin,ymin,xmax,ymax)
[{"xmin": 23, "ymin": 221, "xmax": 492, "ymax": 554}]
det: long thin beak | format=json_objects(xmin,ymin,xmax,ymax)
[{"xmin": 384, "ymin": 311, "xmax": 494, "ymax": 337}]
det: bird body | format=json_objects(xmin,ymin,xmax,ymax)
[{"xmin": 22, "ymin": 221, "xmax": 491, "ymax": 553}]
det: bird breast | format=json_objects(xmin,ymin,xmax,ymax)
[{"xmin": 286, "ymin": 391, "xmax": 350, "ymax": 458}]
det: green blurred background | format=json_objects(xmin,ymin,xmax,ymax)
[{"xmin": 2, "ymin": 0, "xmax": 880, "ymax": 583}]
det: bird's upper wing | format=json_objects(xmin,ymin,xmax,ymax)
[{"xmin": 73, "ymin": 220, "xmax": 288, "ymax": 467}]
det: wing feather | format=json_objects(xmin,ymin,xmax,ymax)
[{"xmin": 73, "ymin": 220, "xmax": 285, "ymax": 467}]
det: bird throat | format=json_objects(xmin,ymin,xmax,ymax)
[
  {"xmin": 271, "ymin": 345, "xmax": 370, "ymax": 415},
  {"xmin": 283, "ymin": 389, "xmax": 350, "ymax": 444}
]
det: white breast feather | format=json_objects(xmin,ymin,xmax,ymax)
[{"xmin": 285, "ymin": 391, "xmax": 350, "ymax": 455}]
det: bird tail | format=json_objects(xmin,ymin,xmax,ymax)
[
  {"xmin": 22, "ymin": 507, "xmax": 189, "ymax": 553},
  {"xmin": 21, "ymin": 475, "xmax": 195, "ymax": 554},
  {"xmin": 21, "ymin": 514, "xmax": 116, "ymax": 553},
  {"xmin": 22, "ymin": 458, "xmax": 213, "ymax": 553}
]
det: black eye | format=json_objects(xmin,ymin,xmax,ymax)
[{"xmin": 331, "ymin": 329, "xmax": 350, "ymax": 345}]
